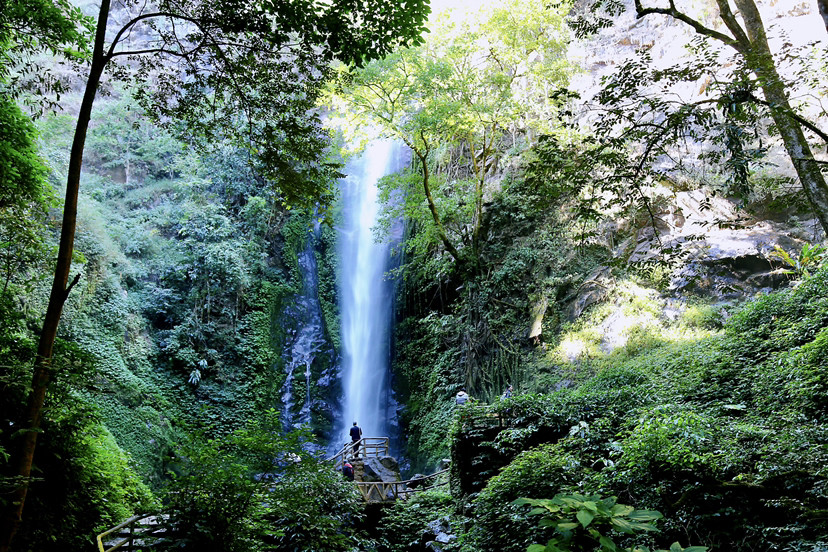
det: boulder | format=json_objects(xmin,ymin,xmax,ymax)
[
  {"xmin": 422, "ymin": 517, "xmax": 457, "ymax": 552},
  {"xmin": 627, "ymin": 190, "xmax": 809, "ymax": 299},
  {"xmin": 362, "ymin": 456, "xmax": 400, "ymax": 483},
  {"xmin": 407, "ymin": 474, "xmax": 427, "ymax": 489}
]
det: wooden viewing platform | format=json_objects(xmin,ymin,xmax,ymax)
[
  {"xmin": 326, "ymin": 436, "xmax": 390, "ymax": 471},
  {"xmin": 96, "ymin": 436, "xmax": 447, "ymax": 548},
  {"xmin": 96, "ymin": 513, "xmax": 166, "ymax": 552},
  {"xmin": 326, "ymin": 436, "xmax": 449, "ymax": 503},
  {"xmin": 354, "ymin": 468, "xmax": 449, "ymax": 503}
]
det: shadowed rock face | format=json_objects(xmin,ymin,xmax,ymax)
[
  {"xmin": 624, "ymin": 189, "xmax": 818, "ymax": 298},
  {"xmin": 361, "ymin": 455, "xmax": 400, "ymax": 483}
]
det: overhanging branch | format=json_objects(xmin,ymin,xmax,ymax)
[{"xmin": 633, "ymin": 0, "xmax": 743, "ymax": 52}]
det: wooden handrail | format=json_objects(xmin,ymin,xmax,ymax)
[
  {"xmin": 327, "ymin": 436, "xmax": 390, "ymax": 471},
  {"xmin": 354, "ymin": 468, "xmax": 450, "ymax": 503},
  {"xmin": 96, "ymin": 513, "xmax": 165, "ymax": 552}
]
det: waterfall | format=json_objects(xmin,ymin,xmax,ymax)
[
  {"xmin": 338, "ymin": 140, "xmax": 404, "ymax": 441},
  {"xmin": 280, "ymin": 220, "xmax": 326, "ymax": 432}
]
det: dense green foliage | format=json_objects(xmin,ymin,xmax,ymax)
[
  {"xmin": 160, "ymin": 412, "xmax": 362, "ymax": 552},
  {"xmin": 378, "ymin": 490, "xmax": 455, "ymax": 551},
  {"xmin": 515, "ymin": 494, "xmax": 673, "ymax": 552},
  {"xmin": 424, "ymin": 266, "xmax": 828, "ymax": 552},
  {"xmin": 3, "ymin": 0, "xmax": 828, "ymax": 550},
  {"xmin": 0, "ymin": 294, "xmax": 157, "ymax": 551},
  {"xmin": 0, "ymin": 84, "xmax": 344, "ymax": 548}
]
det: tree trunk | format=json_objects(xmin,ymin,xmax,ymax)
[
  {"xmin": 0, "ymin": 1, "xmax": 110, "ymax": 550},
  {"xmin": 734, "ymin": 0, "xmax": 828, "ymax": 233},
  {"xmin": 818, "ymin": 0, "xmax": 828, "ymax": 36},
  {"xmin": 415, "ymin": 149, "xmax": 462, "ymax": 263}
]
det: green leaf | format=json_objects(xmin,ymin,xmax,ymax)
[
  {"xmin": 610, "ymin": 504, "xmax": 634, "ymax": 516},
  {"xmin": 628, "ymin": 510, "xmax": 663, "ymax": 521},
  {"xmin": 527, "ymin": 545, "xmax": 547, "ymax": 552},
  {"xmin": 599, "ymin": 535, "xmax": 617, "ymax": 551},
  {"xmin": 583, "ymin": 500, "xmax": 599, "ymax": 513},
  {"xmin": 577, "ymin": 509, "xmax": 595, "ymax": 528},
  {"xmin": 609, "ymin": 517, "xmax": 636, "ymax": 534},
  {"xmin": 556, "ymin": 521, "xmax": 579, "ymax": 531}
]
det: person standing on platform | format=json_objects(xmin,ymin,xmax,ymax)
[{"xmin": 350, "ymin": 422, "xmax": 362, "ymax": 457}]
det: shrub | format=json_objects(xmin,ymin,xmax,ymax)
[
  {"xmin": 159, "ymin": 411, "xmax": 363, "ymax": 552},
  {"xmin": 379, "ymin": 490, "xmax": 455, "ymax": 552},
  {"xmin": 467, "ymin": 444, "xmax": 584, "ymax": 552},
  {"xmin": 515, "ymin": 493, "xmax": 705, "ymax": 552}
]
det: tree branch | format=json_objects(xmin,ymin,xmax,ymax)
[
  {"xmin": 743, "ymin": 92, "xmax": 828, "ymax": 145},
  {"xmin": 633, "ymin": 0, "xmax": 744, "ymax": 52},
  {"xmin": 63, "ymin": 272, "xmax": 81, "ymax": 299},
  {"xmin": 104, "ymin": 11, "xmax": 202, "ymax": 60},
  {"xmin": 715, "ymin": 0, "xmax": 751, "ymax": 47}
]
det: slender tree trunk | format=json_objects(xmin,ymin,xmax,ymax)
[
  {"xmin": 635, "ymin": 0, "xmax": 828, "ymax": 234},
  {"xmin": 734, "ymin": 0, "xmax": 828, "ymax": 233},
  {"xmin": 0, "ymin": 2, "xmax": 109, "ymax": 550},
  {"xmin": 416, "ymin": 149, "xmax": 462, "ymax": 263}
]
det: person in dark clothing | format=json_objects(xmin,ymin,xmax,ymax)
[
  {"xmin": 342, "ymin": 462, "xmax": 354, "ymax": 481},
  {"xmin": 350, "ymin": 422, "xmax": 362, "ymax": 456}
]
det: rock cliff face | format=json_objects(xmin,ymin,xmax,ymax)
[
  {"xmin": 629, "ymin": 188, "xmax": 819, "ymax": 296},
  {"xmin": 566, "ymin": 0, "xmax": 826, "ymax": 303},
  {"xmin": 549, "ymin": 1, "xmax": 828, "ymax": 348}
]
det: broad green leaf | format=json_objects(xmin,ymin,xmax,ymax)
[
  {"xmin": 611, "ymin": 504, "xmax": 634, "ymax": 516},
  {"xmin": 556, "ymin": 521, "xmax": 579, "ymax": 531},
  {"xmin": 577, "ymin": 509, "xmax": 595, "ymax": 528},
  {"xmin": 610, "ymin": 517, "xmax": 636, "ymax": 534},
  {"xmin": 628, "ymin": 510, "xmax": 663, "ymax": 521},
  {"xmin": 599, "ymin": 535, "xmax": 618, "ymax": 551}
]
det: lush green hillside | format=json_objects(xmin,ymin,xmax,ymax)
[
  {"xmin": 4, "ymin": 0, "xmax": 828, "ymax": 550},
  {"xmin": 377, "ymin": 264, "xmax": 828, "ymax": 551},
  {"xmin": 1, "ymin": 89, "xmax": 343, "ymax": 549}
]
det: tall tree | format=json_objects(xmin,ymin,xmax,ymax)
[
  {"xmin": 586, "ymin": 0, "xmax": 828, "ymax": 233},
  {"xmin": 330, "ymin": 0, "xmax": 572, "ymax": 268},
  {"xmin": 0, "ymin": 0, "xmax": 429, "ymax": 548}
]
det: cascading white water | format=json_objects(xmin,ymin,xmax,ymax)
[
  {"xmin": 338, "ymin": 140, "xmax": 403, "ymax": 440},
  {"xmin": 281, "ymin": 220, "xmax": 325, "ymax": 432}
]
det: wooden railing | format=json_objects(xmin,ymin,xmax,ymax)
[
  {"xmin": 355, "ymin": 468, "xmax": 449, "ymax": 503},
  {"xmin": 327, "ymin": 436, "xmax": 389, "ymax": 471},
  {"xmin": 98, "ymin": 436, "xmax": 436, "ymax": 548},
  {"xmin": 96, "ymin": 513, "xmax": 166, "ymax": 552}
]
